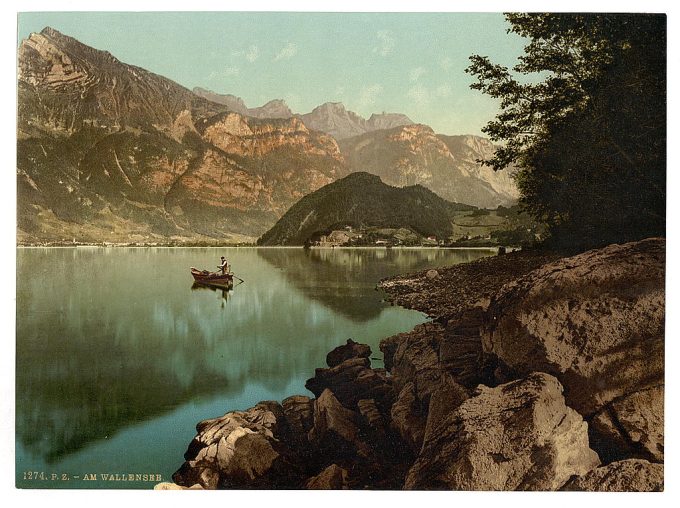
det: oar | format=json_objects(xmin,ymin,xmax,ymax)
[{"xmin": 232, "ymin": 274, "xmax": 245, "ymax": 284}]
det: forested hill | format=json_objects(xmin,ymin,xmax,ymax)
[{"xmin": 257, "ymin": 172, "xmax": 474, "ymax": 246}]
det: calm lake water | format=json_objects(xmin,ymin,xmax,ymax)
[{"xmin": 16, "ymin": 246, "xmax": 495, "ymax": 489}]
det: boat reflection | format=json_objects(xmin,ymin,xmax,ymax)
[{"xmin": 191, "ymin": 281, "xmax": 232, "ymax": 304}]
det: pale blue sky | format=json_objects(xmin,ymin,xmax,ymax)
[{"xmin": 18, "ymin": 12, "xmax": 529, "ymax": 136}]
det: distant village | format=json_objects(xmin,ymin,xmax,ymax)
[{"xmin": 307, "ymin": 225, "xmax": 536, "ymax": 248}]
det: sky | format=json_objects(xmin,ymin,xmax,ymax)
[{"xmin": 17, "ymin": 12, "xmax": 532, "ymax": 136}]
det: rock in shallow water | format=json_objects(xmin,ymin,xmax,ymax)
[
  {"xmin": 326, "ymin": 338, "xmax": 372, "ymax": 367},
  {"xmin": 172, "ymin": 401, "xmax": 302, "ymax": 489},
  {"xmin": 404, "ymin": 372, "xmax": 600, "ymax": 490},
  {"xmin": 305, "ymin": 356, "xmax": 392, "ymax": 411}
]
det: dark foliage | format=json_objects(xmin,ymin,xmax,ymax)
[{"xmin": 466, "ymin": 13, "xmax": 666, "ymax": 250}]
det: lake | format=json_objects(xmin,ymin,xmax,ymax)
[{"xmin": 15, "ymin": 246, "xmax": 495, "ymax": 489}]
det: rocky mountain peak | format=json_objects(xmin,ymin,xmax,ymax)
[
  {"xmin": 315, "ymin": 102, "xmax": 348, "ymax": 112},
  {"xmin": 366, "ymin": 112, "xmax": 413, "ymax": 131},
  {"xmin": 192, "ymin": 87, "xmax": 249, "ymax": 115},
  {"xmin": 193, "ymin": 88, "xmax": 293, "ymax": 119},
  {"xmin": 249, "ymin": 99, "xmax": 293, "ymax": 119}
]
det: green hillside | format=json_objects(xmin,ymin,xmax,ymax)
[{"xmin": 257, "ymin": 172, "xmax": 475, "ymax": 245}]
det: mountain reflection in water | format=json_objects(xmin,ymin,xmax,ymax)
[
  {"xmin": 15, "ymin": 247, "xmax": 494, "ymax": 484},
  {"xmin": 257, "ymin": 247, "xmax": 491, "ymax": 321}
]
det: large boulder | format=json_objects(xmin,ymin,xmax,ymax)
[
  {"xmin": 561, "ymin": 459, "xmax": 663, "ymax": 492},
  {"xmin": 482, "ymin": 238, "xmax": 665, "ymax": 416},
  {"xmin": 404, "ymin": 372, "xmax": 600, "ymax": 490},
  {"xmin": 590, "ymin": 384, "xmax": 664, "ymax": 463},
  {"xmin": 172, "ymin": 401, "xmax": 302, "ymax": 489},
  {"xmin": 422, "ymin": 375, "xmax": 469, "ymax": 445}
]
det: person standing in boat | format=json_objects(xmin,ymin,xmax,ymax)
[{"xmin": 218, "ymin": 256, "xmax": 230, "ymax": 275}]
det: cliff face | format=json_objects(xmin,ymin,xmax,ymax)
[
  {"xmin": 17, "ymin": 28, "xmax": 346, "ymax": 242},
  {"xmin": 339, "ymin": 125, "xmax": 520, "ymax": 209}
]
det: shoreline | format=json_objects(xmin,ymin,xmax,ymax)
[
  {"xmin": 162, "ymin": 238, "xmax": 664, "ymax": 491},
  {"xmin": 16, "ymin": 243, "xmax": 513, "ymax": 250}
]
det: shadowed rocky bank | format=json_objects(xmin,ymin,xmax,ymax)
[{"xmin": 158, "ymin": 238, "xmax": 664, "ymax": 491}]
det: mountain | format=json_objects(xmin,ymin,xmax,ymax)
[
  {"xmin": 193, "ymin": 87, "xmax": 293, "ymax": 119},
  {"xmin": 257, "ymin": 172, "xmax": 475, "ymax": 246},
  {"xmin": 17, "ymin": 28, "xmax": 346, "ymax": 243},
  {"xmin": 17, "ymin": 28, "xmax": 519, "ymax": 245},
  {"xmin": 193, "ymin": 90, "xmax": 413, "ymax": 140},
  {"xmin": 299, "ymin": 102, "xmax": 413, "ymax": 140},
  {"xmin": 192, "ymin": 87, "xmax": 249, "ymax": 115},
  {"xmin": 338, "ymin": 125, "xmax": 519, "ymax": 209},
  {"xmin": 249, "ymin": 99, "xmax": 293, "ymax": 119}
]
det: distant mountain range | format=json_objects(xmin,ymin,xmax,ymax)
[
  {"xmin": 339, "ymin": 125, "xmax": 519, "ymax": 208},
  {"xmin": 258, "ymin": 172, "xmax": 474, "ymax": 246},
  {"xmin": 193, "ymin": 88, "xmax": 414, "ymax": 140},
  {"xmin": 17, "ymin": 27, "xmax": 346, "ymax": 243},
  {"xmin": 17, "ymin": 27, "xmax": 519, "ymax": 245},
  {"xmin": 193, "ymin": 88, "xmax": 293, "ymax": 119}
]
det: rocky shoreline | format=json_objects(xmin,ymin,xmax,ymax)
[{"xmin": 157, "ymin": 237, "xmax": 664, "ymax": 491}]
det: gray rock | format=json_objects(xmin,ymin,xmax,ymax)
[
  {"xmin": 405, "ymin": 372, "xmax": 600, "ymax": 490},
  {"xmin": 561, "ymin": 459, "xmax": 663, "ymax": 492},
  {"xmin": 426, "ymin": 269, "xmax": 439, "ymax": 279}
]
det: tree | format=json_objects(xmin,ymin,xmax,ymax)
[{"xmin": 466, "ymin": 14, "xmax": 666, "ymax": 250}]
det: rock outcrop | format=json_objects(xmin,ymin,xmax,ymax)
[
  {"xmin": 172, "ymin": 339, "xmax": 414, "ymax": 490},
  {"xmin": 561, "ymin": 459, "xmax": 663, "ymax": 492},
  {"xmin": 326, "ymin": 338, "xmax": 371, "ymax": 367},
  {"xmin": 482, "ymin": 238, "xmax": 665, "ymax": 417},
  {"xmin": 405, "ymin": 373, "xmax": 600, "ymax": 490}
]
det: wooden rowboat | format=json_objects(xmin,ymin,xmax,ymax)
[{"xmin": 190, "ymin": 267, "xmax": 234, "ymax": 289}]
